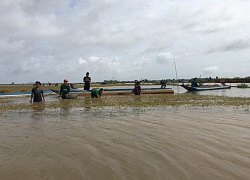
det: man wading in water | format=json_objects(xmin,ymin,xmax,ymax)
[
  {"xmin": 30, "ymin": 81, "xmax": 45, "ymax": 103},
  {"xmin": 83, "ymin": 72, "xmax": 91, "ymax": 90},
  {"xmin": 60, "ymin": 79, "xmax": 70, "ymax": 99}
]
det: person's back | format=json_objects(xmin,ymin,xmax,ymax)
[
  {"xmin": 191, "ymin": 78, "xmax": 199, "ymax": 87},
  {"xmin": 91, "ymin": 88, "xmax": 103, "ymax": 98},
  {"xmin": 133, "ymin": 83, "xmax": 141, "ymax": 95}
]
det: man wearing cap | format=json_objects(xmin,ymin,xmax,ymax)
[
  {"xmin": 30, "ymin": 81, "xmax": 45, "ymax": 103},
  {"xmin": 60, "ymin": 79, "xmax": 70, "ymax": 99}
]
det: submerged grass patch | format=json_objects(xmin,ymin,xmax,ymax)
[
  {"xmin": 237, "ymin": 84, "xmax": 249, "ymax": 88},
  {"xmin": 0, "ymin": 94, "xmax": 250, "ymax": 112}
]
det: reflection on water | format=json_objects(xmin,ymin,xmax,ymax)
[{"xmin": 0, "ymin": 106, "xmax": 249, "ymax": 180}]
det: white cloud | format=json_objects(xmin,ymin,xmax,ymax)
[
  {"xmin": 133, "ymin": 57, "xmax": 149, "ymax": 66},
  {"xmin": 0, "ymin": 0, "xmax": 250, "ymax": 83},
  {"xmin": 203, "ymin": 66, "xmax": 220, "ymax": 75},
  {"xmin": 156, "ymin": 52, "xmax": 174, "ymax": 64},
  {"xmin": 78, "ymin": 58, "xmax": 87, "ymax": 65}
]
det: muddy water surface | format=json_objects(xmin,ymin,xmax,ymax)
[{"xmin": 0, "ymin": 106, "xmax": 249, "ymax": 180}]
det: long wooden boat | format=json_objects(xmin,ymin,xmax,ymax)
[
  {"xmin": 0, "ymin": 87, "xmax": 174, "ymax": 98},
  {"xmin": 181, "ymin": 85, "xmax": 231, "ymax": 91},
  {"xmin": 0, "ymin": 89, "xmax": 54, "ymax": 98},
  {"xmin": 70, "ymin": 88, "xmax": 174, "ymax": 97},
  {"xmin": 51, "ymin": 87, "xmax": 172, "ymax": 92}
]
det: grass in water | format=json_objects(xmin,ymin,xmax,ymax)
[
  {"xmin": 0, "ymin": 94, "xmax": 250, "ymax": 112},
  {"xmin": 237, "ymin": 84, "xmax": 249, "ymax": 88}
]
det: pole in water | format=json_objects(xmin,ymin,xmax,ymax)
[{"xmin": 174, "ymin": 61, "xmax": 179, "ymax": 94}]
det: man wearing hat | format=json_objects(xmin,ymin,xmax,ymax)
[
  {"xmin": 60, "ymin": 79, "xmax": 70, "ymax": 99},
  {"xmin": 30, "ymin": 81, "xmax": 45, "ymax": 103}
]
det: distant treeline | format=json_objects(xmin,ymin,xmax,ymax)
[
  {"xmin": 2, "ymin": 76, "xmax": 250, "ymax": 85},
  {"xmin": 102, "ymin": 76, "xmax": 250, "ymax": 84},
  {"xmin": 99, "ymin": 77, "xmax": 250, "ymax": 85},
  {"xmin": 179, "ymin": 77, "xmax": 250, "ymax": 83}
]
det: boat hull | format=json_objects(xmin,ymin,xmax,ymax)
[
  {"xmin": 181, "ymin": 85, "xmax": 231, "ymax": 91},
  {"xmin": 71, "ymin": 89, "xmax": 174, "ymax": 96},
  {"xmin": 0, "ymin": 88, "xmax": 174, "ymax": 98}
]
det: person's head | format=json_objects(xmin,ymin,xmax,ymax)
[
  {"xmin": 86, "ymin": 72, "xmax": 89, "ymax": 77},
  {"xmin": 193, "ymin": 78, "xmax": 197, "ymax": 81},
  {"xmin": 35, "ymin": 81, "xmax": 41, "ymax": 88},
  {"xmin": 100, "ymin": 88, "xmax": 104, "ymax": 93},
  {"xmin": 64, "ymin": 79, "xmax": 68, "ymax": 84}
]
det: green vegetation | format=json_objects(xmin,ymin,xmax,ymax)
[
  {"xmin": 237, "ymin": 84, "xmax": 249, "ymax": 88},
  {"xmin": 0, "ymin": 94, "xmax": 249, "ymax": 112}
]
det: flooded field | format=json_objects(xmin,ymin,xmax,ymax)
[
  {"xmin": 0, "ymin": 104, "xmax": 250, "ymax": 180},
  {"xmin": 0, "ymin": 90, "xmax": 250, "ymax": 180}
]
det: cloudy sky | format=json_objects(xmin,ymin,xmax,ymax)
[{"xmin": 0, "ymin": 0, "xmax": 249, "ymax": 83}]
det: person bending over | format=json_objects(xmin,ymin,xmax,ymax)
[
  {"xmin": 132, "ymin": 81, "xmax": 141, "ymax": 95},
  {"xmin": 91, "ymin": 88, "xmax": 104, "ymax": 98}
]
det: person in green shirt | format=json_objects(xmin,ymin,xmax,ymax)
[
  {"xmin": 60, "ymin": 79, "xmax": 70, "ymax": 99},
  {"xmin": 91, "ymin": 88, "xmax": 104, "ymax": 98}
]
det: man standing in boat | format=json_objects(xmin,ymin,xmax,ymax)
[
  {"xmin": 83, "ymin": 72, "xmax": 91, "ymax": 90},
  {"xmin": 60, "ymin": 79, "xmax": 70, "ymax": 99},
  {"xmin": 30, "ymin": 81, "xmax": 45, "ymax": 103},
  {"xmin": 191, "ymin": 78, "xmax": 199, "ymax": 87}
]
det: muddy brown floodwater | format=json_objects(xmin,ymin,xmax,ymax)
[{"xmin": 0, "ymin": 106, "xmax": 249, "ymax": 180}]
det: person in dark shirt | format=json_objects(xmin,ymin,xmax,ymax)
[
  {"xmin": 30, "ymin": 81, "xmax": 45, "ymax": 103},
  {"xmin": 83, "ymin": 72, "xmax": 91, "ymax": 90},
  {"xmin": 132, "ymin": 80, "xmax": 141, "ymax": 95},
  {"xmin": 60, "ymin": 79, "xmax": 70, "ymax": 99},
  {"xmin": 191, "ymin": 78, "xmax": 199, "ymax": 87},
  {"xmin": 160, "ymin": 79, "xmax": 166, "ymax": 88}
]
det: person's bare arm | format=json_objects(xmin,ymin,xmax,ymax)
[
  {"xmin": 42, "ymin": 92, "xmax": 45, "ymax": 101},
  {"xmin": 30, "ymin": 93, "xmax": 34, "ymax": 103}
]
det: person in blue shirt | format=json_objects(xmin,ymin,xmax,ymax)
[{"xmin": 191, "ymin": 78, "xmax": 199, "ymax": 87}]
